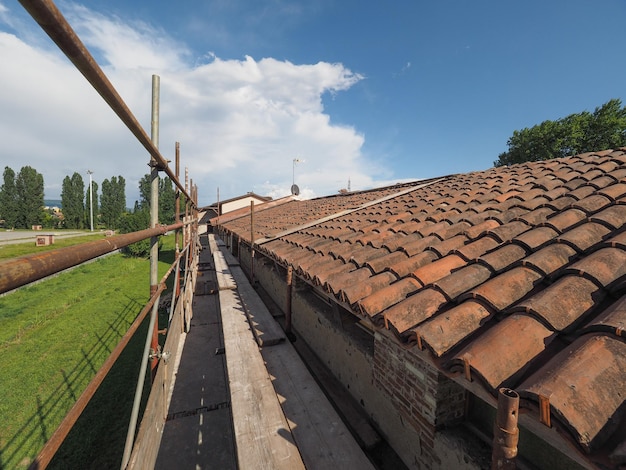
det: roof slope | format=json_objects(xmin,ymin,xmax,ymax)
[{"xmin": 217, "ymin": 149, "xmax": 626, "ymax": 466}]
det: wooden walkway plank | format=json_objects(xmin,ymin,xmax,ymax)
[
  {"xmin": 262, "ymin": 342, "xmax": 376, "ymax": 470},
  {"xmin": 219, "ymin": 286, "xmax": 305, "ymax": 470},
  {"xmin": 213, "ymin": 251, "xmax": 236, "ymax": 290},
  {"xmin": 229, "ymin": 264, "xmax": 285, "ymax": 346}
]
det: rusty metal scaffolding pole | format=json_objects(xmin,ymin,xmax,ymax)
[
  {"xmin": 0, "ymin": 223, "xmax": 183, "ymax": 295},
  {"xmin": 17, "ymin": 0, "xmax": 193, "ymax": 205}
]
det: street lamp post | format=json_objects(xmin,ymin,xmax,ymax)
[
  {"xmin": 292, "ymin": 158, "xmax": 303, "ymax": 185},
  {"xmin": 87, "ymin": 170, "xmax": 94, "ymax": 231}
]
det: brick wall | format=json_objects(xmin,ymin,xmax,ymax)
[{"xmin": 373, "ymin": 331, "xmax": 466, "ymax": 468}]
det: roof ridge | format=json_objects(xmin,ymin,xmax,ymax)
[{"xmin": 254, "ymin": 177, "xmax": 450, "ymax": 245}]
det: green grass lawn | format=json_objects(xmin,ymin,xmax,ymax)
[{"xmin": 0, "ymin": 234, "xmax": 179, "ymax": 469}]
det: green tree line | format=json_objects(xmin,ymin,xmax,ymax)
[
  {"xmin": 0, "ymin": 167, "xmax": 180, "ymax": 235},
  {"xmin": 495, "ymin": 98, "xmax": 626, "ymax": 167}
]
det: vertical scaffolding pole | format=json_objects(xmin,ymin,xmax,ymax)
[
  {"xmin": 250, "ymin": 200, "xmax": 255, "ymax": 284},
  {"xmin": 149, "ymin": 74, "xmax": 160, "ymax": 377}
]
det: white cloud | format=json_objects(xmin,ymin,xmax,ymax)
[{"xmin": 0, "ymin": 3, "xmax": 377, "ymax": 207}]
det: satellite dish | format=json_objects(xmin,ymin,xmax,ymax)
[{"xmin": 291, "ymin": 184, "xmax": 300, "ymax": 196}]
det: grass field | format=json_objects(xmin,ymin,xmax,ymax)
[{"xmin": 0, "ymin": 233, "xmax": 178, "ymax": 469}]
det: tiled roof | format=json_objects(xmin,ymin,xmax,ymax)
[{"xmin": 216, "ymin": 149, "xmax": 626, "ymax": 465}]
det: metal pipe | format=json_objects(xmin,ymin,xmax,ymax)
[
  {"xmin": 17, "ymin": 0, "xmax": 194, "ymax": 205},
  {"xmin": 285, "ymin": 265, "xmax": 293, "ymax": 335},
  {"xmin": 29, "ymin": 282, "xmax": 165, "ymax": 470},
  {"xmin": 0, "ymin": 223, "xmax": 183, "ymax": 294},
  {"xmin": 149, "ymin": 75, "xmax": 160, "ymax": 377},
  {"xmin": 491, "ymin": 387, "xmax": 520, "ymax": 470},
  {"xmin": 121, "ymin": 299, "xmax": 161, "ymax": 470}
]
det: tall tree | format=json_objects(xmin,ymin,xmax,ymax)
[
  {"xmin": 0, "ymin": 166, "xmax": 18, "ymax": 228},
  {"xmin": 100, "ymin": 176, "xmax": 126, "ymax": 229},
  {"xmin": 495, "ymin": 99, "xmax": 626, "ymax": 167},
  {"xmin": 15, "ymin": 166, "xmax": 44, "ymax": 228},
  {"xmin": 61, "ymin": 172, "xmax": 85, "ymax": 229},
  {"xmin": 136, "ymin": 174, "xmax": 177, "ymax": 224}
]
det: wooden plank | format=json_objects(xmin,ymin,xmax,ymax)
[
  {"xmin": 220, "ymin": 287, "xmax": 305, "ymax": 470},
  {"xmin": 213, "ymin": 251, "xmax": 236, "ymax": 290},
  {"xmin": 228, "ymin": 264, "xmax": 285, "ymax": 346},
  {"xmin": 262, "ymin": 342, "xmax": 376, "ymax": 469}
]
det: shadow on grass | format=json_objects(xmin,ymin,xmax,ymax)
[{"xmin": 0, "ymin": 297, "xmax": 151, "ymax": 470}]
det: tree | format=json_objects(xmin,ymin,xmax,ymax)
[
  {"xmin": 136, "ymin": 174, "xmax": 177, "ymax": 224},
  {"xmin": 15, "ymin": 166, "xmax": 44, "ymax": 228},
  {"xmin": 0, "ymin": 166, "xmax": 18, "ymax": 228},
  {"xmin": 495, "ymin": 99, "xmax": 626, "ymax": 167},
  {"xmin": 61, "ymin": 172, "xmax": 85, "ymax": 229},
  {"xmin": 101, "ymin": 176, "xmax": 126, "ymax": 229}
]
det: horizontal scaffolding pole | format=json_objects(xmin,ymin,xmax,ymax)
[
  {"xmin": 18, "ymin": 0, "xmax": 194, "ymax": 204},
  {"xmin": 0, "ymin": 223, "xmax": 183, "ymax": 294}
]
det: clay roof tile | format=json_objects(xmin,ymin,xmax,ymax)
[
  {"xmin": 477, "ymin": 244, "xmax": 527, "ymax": 273},
  {"xmin": 383, "ymin": 288, "xmax": 449, "ymax": 336},
  {"xmin": 513, "ymin": 276, "xmax": 605, "ymax": 331},
  {"xmin": 519, "ymin": 334, "xmax": 626, "ymax": 453},
  {"xmin": 357, "ymin": 276, "xmax": 422, "ymax": 319},
  {"xmin": 556, "ymin": 222, "xmax": 611, "ymax": 253},
  {"xmin": 463, "ymin": 266, "xmax": 543, "ymax": 311},
  {"xmin": 451, "ymin": 314, "xmax": 556, "ymax": 391},
  {"xmin": 521, "ymin": 243, "xmax": 578, "ymax": 277},
  {"xmin": 411, "ymin": 300, "xmax": 493, "ymax": 357},
  {"xmin": 432, "ymin": 263, "xmax": 493, "ymax": 301}
]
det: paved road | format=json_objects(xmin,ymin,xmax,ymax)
[{"xmin": 0, "ymin": 230, "xmax": 96, "ymax": 245}]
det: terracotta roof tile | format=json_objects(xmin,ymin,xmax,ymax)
[
  {"xmin": 513, "ymin": 206, "xmax": 554, "ymax": 226},
  {"xmin": 543, "ymin": 207, "xmax": 586, "ymax": 233},
  {"xmin": 476, "ymin": 244, "xmax": 527, "ymax": 273},
  {"xmin": 514, "ymin": 276, "xmax": 604, "ymax": 331},
  {"xmin": 387, "ymin": 251, "xmax": 438, "ymax": 278},
  {"xmin": 564, "ymin": 247, "xmax": 626, "ymax": 289},
  {"xmin": 519, "ymin": 334, "xmax": 626, "ymax": 452},
  {"xmin": 357, "ymin": 276, "xmax": 422, "ymax": 319},
  {"xmin": 432, "ymin": 264, "xmax": 492, "ymax": 301},
  {"xmin": 521, "ymin": 243, "xmax": 578, "ymax": 277},
  {"xmin": 462, "ymin": 219, "xmax": 501, "ymax": 240},
  {"xmin": 339, "ymin": 269, "xmax": 397, "ymax": 305},
  {"xmin": 411, "ymin": 254, "xmax": 467, "ymax": 286},
  {"xmin": 589, "ymin": 203, "xmax": 626, "ymax": 230},
  {"xmin": 454, "ymin": 236, "xmax": 500, "ymax": 261},
  {"xmin": 328, "ymin": 267, "xmax": 372, "ymax": 298},
  {"xmin": 451, "ymin": 314, "xmax": 556, "ymax": 391},
  {"xmin": 571, "ymin": 194, "xmax": 612, "ymax": 214},
  {"xmin": 313, "ymin": 261, "xmax": 355, "ymax": 287},
  {"xmin": 383, "ymin": 288, "xmax": 449, "ymax": 336},
  {"xmin": 585, "ymin": 294, "xmax": 626, "ymax": 336},
  {"xmin": 400, "ymin": 234, "xmax": 442, "ymax": 257},
  {"xmin": 381, "ymin": 232, "xmax": 423, "ymax": 252},
  {"xmin": 365, "ymin": 250, "xmax": 408, "ymax": 274},
  {"xmin": 556, "ymin": 221, "xmax": 611, "ymax": 252},
  {"xmin": 411, "ymin": 300, "xmax": 493, "ymax": 357},
  {"xmin": 463, "ymin": 266, "xmax": 543, "ymax": 311},
  {"xmin": 484, "ymin": 220, "xmax": 530, "ymax": 243}
]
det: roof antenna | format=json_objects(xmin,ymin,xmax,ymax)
[{"xmin": 348, "ymin": 177, "xmax": 351, "ymax": 192}]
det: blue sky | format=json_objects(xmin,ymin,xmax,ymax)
[{"xmin": 1, "ymin": 1, "xmax": 625, "ymax": 206}]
